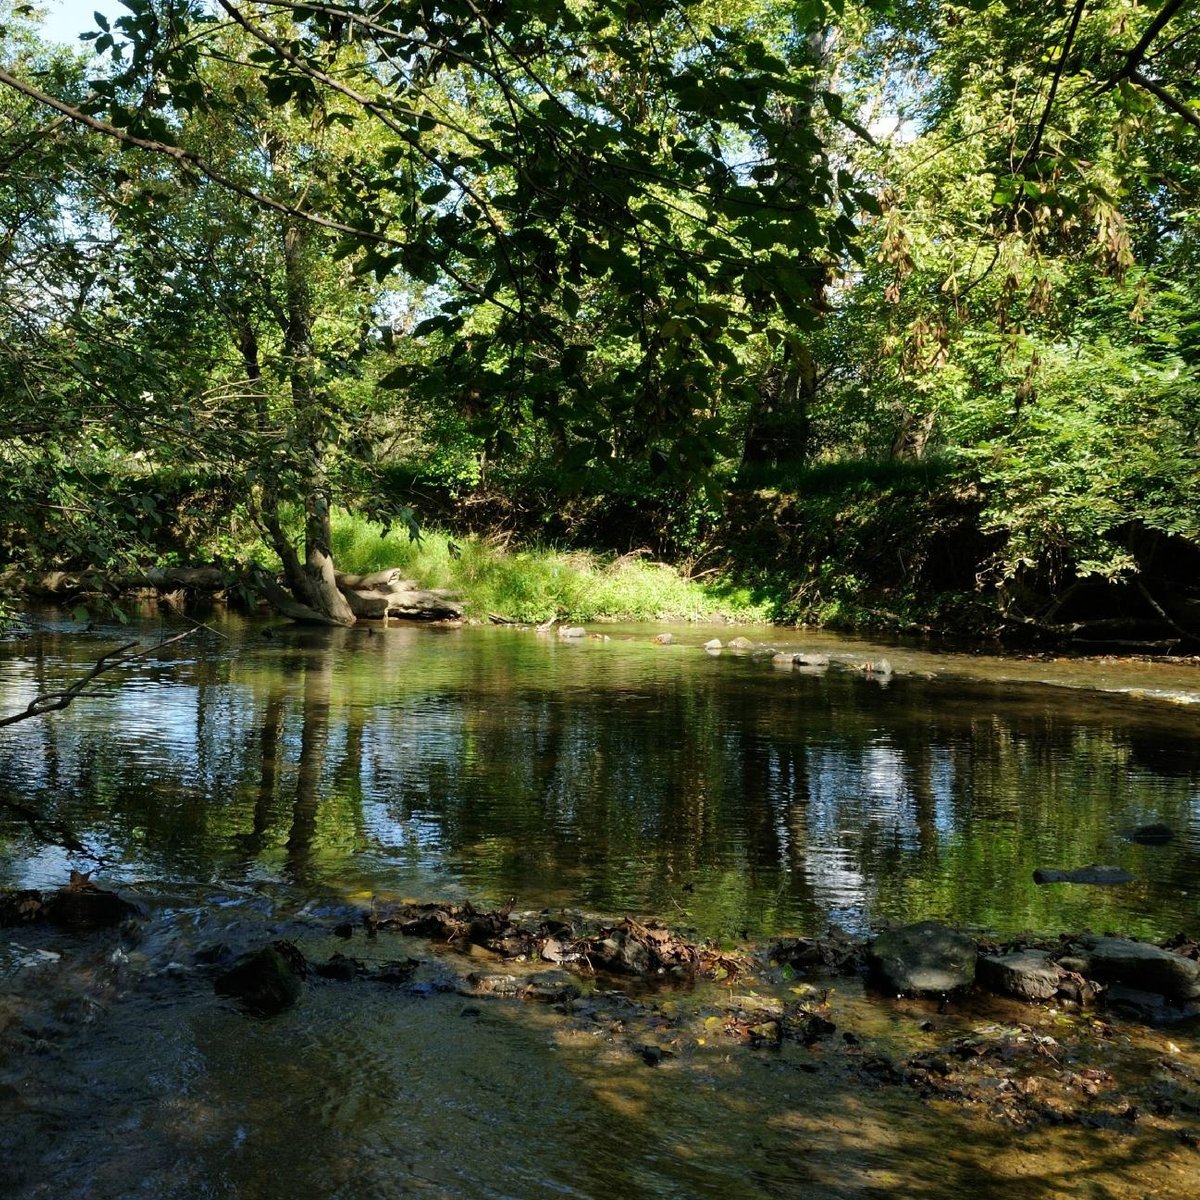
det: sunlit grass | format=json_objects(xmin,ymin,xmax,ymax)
[{"xmin": 329, "ymin": 510, "xmax": 770, "ymax": 624}]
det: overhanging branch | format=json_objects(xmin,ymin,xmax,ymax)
[
  {"xmin": 0, "ymin": 64, "xmax": 392, "ymax": 245},
  {"xmin": 0, "ymin": 628, "xmax": 198, "ymax": 728}
]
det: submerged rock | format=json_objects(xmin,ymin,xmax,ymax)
[
  {"xmin": 462, "ymin": 968, "xmax": 580, "ymax": 1003},
  {"xmin": 703, "ymin": 638, "xmax": 722, "ymax": 651},
  {"xmin": 771, "ymin": 651, "xmax": 797, "ymax": 667},
  {"xmin": 1, "ymin": 876, "xmax": 140, "ymax": 930},
  {"xmin": 0, "ymin": 890, "xmax": 49, "ymax": 926},
  {"xmin": 47, "ymin": 873, "xmax": 141, "ymax": 930},
  {"xmin": 524, "ymin": 970, "xmax": 582, "ymax": 1003},
  {"xmin": 653, "ymin": 633, "xmax": 673, "ymax": 645},
  {"xmin": 977, "ymin": 950, "xmax": 1062, "ymax": 1001},
  {"xmin": 1033, "ymin": 865, "xmax": 1133, "ymax": 885},
  {"xmin": 1130, "ymin": 823, "xmax": 1174, "ymax": 845},
  {"xmin": 726, "ymin": 636, "xmax": 755, "ymax": 651},
  {"xmin": 313, "ymin": 952, "xmax": 363, "ymax": 982},
  {"xmin": 794, "ymin": 653, "xmax": 830, "ymax": 668},
  {"xmin": 47, "ymin": 885, "xmax": 140, "ymax": 931},
  {"xmin": 1102, "ymin": 984, "xmax": 1200, "ymax": 1025},
  {"xmin": 464, "ymin": 972, "xmax": 522, "ymax": 997},
  {"xmin": 866, "ymin": 921, "xmax": 977, "ymax": 996},
  {"xmin": 215, "ymin": 943, "xmax": 305, "ymax": 1015},
  {"xmin": 1065, "ymin": 935, "xmax": 1200, "ymax": 1001}
]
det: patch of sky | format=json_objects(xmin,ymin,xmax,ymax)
[{"xmin": 38, "ymin": 0, "xmax": 116, "ymax": 45}]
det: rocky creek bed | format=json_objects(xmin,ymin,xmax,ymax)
[{"xmin": 3, "ymin": 876, "xmax": 1199, "ymax": 1160}]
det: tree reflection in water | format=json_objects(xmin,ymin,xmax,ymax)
[{"xmin": 0, "ymin": 620, "xmax": 1198, "ymax": 940}]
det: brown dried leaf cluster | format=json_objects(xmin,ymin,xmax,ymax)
[{"xmin": 364, "ymin": 902, "xmax": 743, "ymax": 982}]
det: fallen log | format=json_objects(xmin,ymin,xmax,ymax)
[
  {"xmin": 1, "ymin": 565, "xmax": 232, "ymax": 597},
  {"xmin": 334, "ymin": 568, "xmax": 417, "ymax": 592}
]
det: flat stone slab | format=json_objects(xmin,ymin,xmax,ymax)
[
  {"xmin": 1068, "ymin": 936, "xmax": 1200, "ymax": 1001},
  {"xmin": 1033, "ymin": 864, "xmax": 1133, "ymax": 885},
  {"xmin": 977, "ymin": 950, "xmax": 1063, "ymax": 1001},
  {"xmin": 866, "ymin": 921, "xmax": 977, "ymax": 996}
]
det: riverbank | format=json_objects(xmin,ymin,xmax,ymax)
[
  {"xmin": 2, "ymin": 879, "xmax": 1198, "ymax": 1200},
  {"xmin": 6, "ymin": 492, "xmax": 1200, "ymax": 649},
  {"xmin": 0, "ymin": 513, "xmax": 773, "ymax": 628}
]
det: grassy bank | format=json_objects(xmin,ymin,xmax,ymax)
[{"xmin": 328, "ymin": 511, "xmax": 771, "ymax": 624}]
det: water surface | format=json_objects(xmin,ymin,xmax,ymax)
[
  {"xmin": 2, "ymin": 614, "xmax": 1200, "ymax": 1200},
  {"xmin": 2, "ymin": 615, "xmax": 1199, "ymax": 940}
]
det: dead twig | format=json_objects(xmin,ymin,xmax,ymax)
[{"xmin": 0, "ymin": 628, "xmax": 198, "ymax": 729}]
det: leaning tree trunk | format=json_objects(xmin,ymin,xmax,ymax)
[{"xmin": 268, "ymin": 216, "xmax": 356, "ymax": 627}]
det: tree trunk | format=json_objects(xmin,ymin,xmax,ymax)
[{"xmin": 267, "ymin": 215, "xmax": 356, "ymax": 626}]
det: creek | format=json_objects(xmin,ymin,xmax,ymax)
[{"xmin": 1, "ymin": 612, "xmax": 1198, "ymax": 1198}]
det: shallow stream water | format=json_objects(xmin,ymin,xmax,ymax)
[{"xmin": 1, "ymin": 613, "xmax": 1198, "ymax": 1198}]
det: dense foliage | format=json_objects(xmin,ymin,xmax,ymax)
[{"xmin": 0, "ymin": 0, "xmax": 1196, "ymax": 641}]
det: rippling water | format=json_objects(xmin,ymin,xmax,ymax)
[
  {"xmin": 2, "ymin": 613, "xmax": 1199, "ymax": 939},
  {"xmin": 2, "ymin": 612, "xmax": 1200, "ymax": 1199}
]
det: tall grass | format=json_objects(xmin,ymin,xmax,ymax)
[{"xmin": 329, "ymin": 510, "xmax": 769, "ymax": 624}]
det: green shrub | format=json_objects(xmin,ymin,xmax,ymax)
[{"xmin": 329, "ymin": 510, "xmax": 768, "ymax": 623}]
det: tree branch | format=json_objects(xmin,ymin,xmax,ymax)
[
  {"xmin": 1121, "ymin": 0, "xmax": 1189, "ymax": 78},
  {"xmin": 0, "ymin": 629, "xmax": 198, "ymax": 729},
  {"xmin": 0, "ymin": 64, "xmax": 391, "ymax": 245},
  {"xmin": 1018, "ymin": 0, "xmax": 1087, "ymax": 173},
  {"xmin": 1128, "ymin": 68, "xmax": 1200, "ymax": 130}
]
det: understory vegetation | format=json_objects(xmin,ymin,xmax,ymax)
[
  {"xmin": 1, "ymin": 1, "xmax": 1197, "ymax": 643},
  {"xmin": 327, "ymin": 512, "xmax": 771, "ymax": 624}
]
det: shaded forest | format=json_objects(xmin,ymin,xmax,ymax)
[{"xmin": 1, "ymin": 0, "xmax": 1197, "ymax": 644}]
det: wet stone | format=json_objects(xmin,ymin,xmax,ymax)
[
  {"xmin": 0, "ymin": 890, "xmax": 48, "ymax": 926},
  {"xmin": 1069, "ymin": 935, "xmax": 1200, "ymax": 1000},
  {"xmin": 866, "ymin": 921, "xmax": 977, "ymax": 996},
  {"xmin": 792, "ymin": 1013, "xmax": 836, "ymax": 1045},
  {"xmin": 1102, "ymin": 985, "xmax": 1200, "ymax": 1025},
  {"xmin": 464, "ymin": 972, "xmax": 522, "ymax": 997},
  {"xmin": 1130, "ymin": 823, "xmax": 1174, "ymax": 844},
  {"xmin": 48, "ymin": 885, "xmax": 140, "ymax": 931},
  {"xmin": 978, "ymin": 950, "xmax": 1063, "ymax": 1002},
  {"xmin": 524, "ymin": 971, "xmax": 581, "ymax": 1003},
  {"xmin": 371, "ymin": 957, "xmax": 420, "ymax": 984},
  {"xmin": 313, "ymin": 952, "xmax": 362, "ymax": 982},
  {"xmin": 795, "ymin": 653, "xmax": 830, "ymax": 668},
  {"xmin": 747, "ymin": 1020, "xmax": 782, "ymax": 1044},
  {"xmin": 214, "ymin": 944, "xmax": 305, "ymax": 1015},
  {"xmin": 1033, "ymin": 865, "xmax": 1134, "ymax": 885},
  {"xmin": 193, "ymin": 942, "xmax": 236, "ymax": 968},
  {"xmin": 636, "ymin": 1043, "xmax": 675, "ymax": 1066},
  {"xmin": 591, "ymin": 933, "xmax": 652, "ymax": 976}
]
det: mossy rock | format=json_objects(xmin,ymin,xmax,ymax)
[{"xmin": 215, "ymin": 944, "xmax": 305, "ymax": 1015}]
